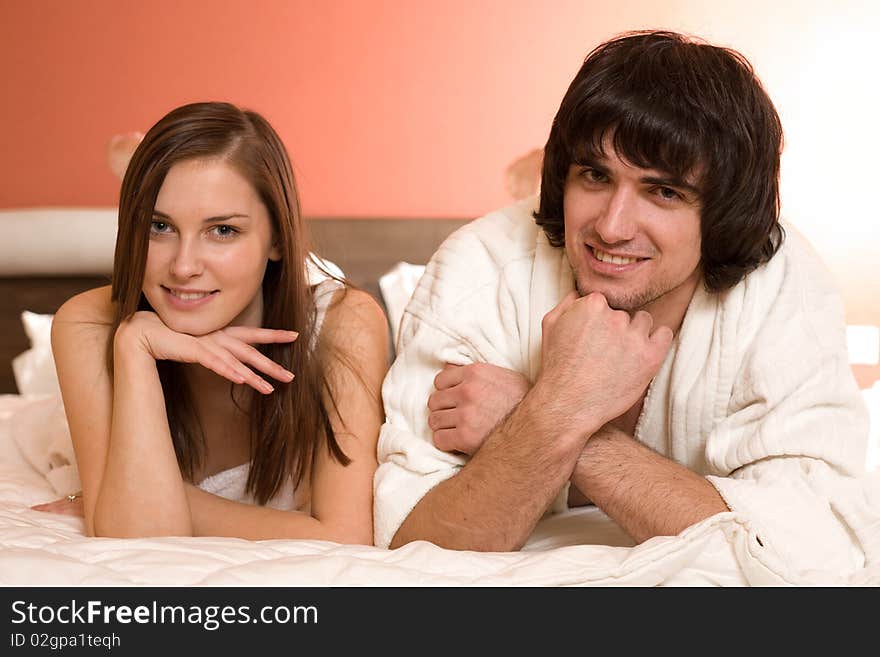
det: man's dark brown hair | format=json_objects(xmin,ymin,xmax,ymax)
[{"xmin": 535, "ymin": 30, "xmax": 785, "ymax": 292}]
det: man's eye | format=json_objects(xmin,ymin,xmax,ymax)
[
  {"xmin": 657, "ymin": 187, "xmax": 681, "ymax": 200},
  {"xmin": 581, "ymin": 168, "xmax": 607, "ymax": 183}
]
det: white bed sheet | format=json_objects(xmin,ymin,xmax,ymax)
[{"xmin": 1, "ymin": 394, "xmax": 878, "ymax": 587}]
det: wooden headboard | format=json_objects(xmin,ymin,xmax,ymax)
[{"xmin": 0, "ymin": 217, "xmax": 469, "ymax": 394}]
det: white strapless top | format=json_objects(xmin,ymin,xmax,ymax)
[
  {"xmin": 195, "ymin": 277, "xmax": 342, "ymax": 511},
  {"xmin": 197, "ymin": 462, "xmax": 306, "ymax": 511}
]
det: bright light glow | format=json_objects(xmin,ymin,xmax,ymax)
[{"xmin": 847, "ymin": 325, "xmax": 880, "ymax": 365}]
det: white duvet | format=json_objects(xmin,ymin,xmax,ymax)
[{"xmin": 1, "ymin": 392, "xmax": 879, "ymax": 587}]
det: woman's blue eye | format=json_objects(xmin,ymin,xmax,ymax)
[
  {"xmin": 212, "ymin": 225, "xmax": 238, "ymax": 238},
  {"xmin": 150, "ymin": 221, "xmax": 170, "ymax": 233}
]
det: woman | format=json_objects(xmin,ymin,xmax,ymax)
[{"xmin": 33, "ymin": 102, "xmax": 388, "ymax": 544}]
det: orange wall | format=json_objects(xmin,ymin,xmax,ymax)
[
  {"xmin": 0, "ymin": 0, "xmax": 737, "ymax": 218},
  {"xmin": 2, "ymin": 0, "xmax": 878, "ymax": 232},
  {"xmin": 1, "ymin": 0, "xmax": 568, "ymax": 216}
]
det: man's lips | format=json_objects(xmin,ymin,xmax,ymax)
[
  {"xmin": 588, "ymin": 245, "xmax": 648, "ymax": 265},
  {"xmin": 585, "ymin": 245, "xmax": 649, "ymax": 272}
]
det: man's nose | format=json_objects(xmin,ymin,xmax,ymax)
[
  {"xmin": 169, "ymin": 237, "xmax": 204, "ymax": 279},
  {"xmin": 595, "ymin": 185, "xmax": 637, "ymax": 244}
]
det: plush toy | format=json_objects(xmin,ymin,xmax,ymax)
[
  {"xmin": 504, "ymin": 147, "xmax": 544, "ymax": 200},
  {"xmin": 106, "ymin": 132, "xmax": 144, "ymax": 180}
]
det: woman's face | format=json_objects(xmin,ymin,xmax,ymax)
[{"xmin": 142, "ymin": 158, "xmax": 281, "ymax": 336}]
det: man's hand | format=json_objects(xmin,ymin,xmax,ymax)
[
  {"xmin": 428, "ymin": 363, "xmax": 530, "ymax": 455},
  {"xmin": 536, "ymin": 291, "xmax": 673, "ymax": 435}
]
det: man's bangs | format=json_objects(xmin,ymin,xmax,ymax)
[{"xmin": 566, "ymin": 103, "xmax": 706, "ymax": 189}]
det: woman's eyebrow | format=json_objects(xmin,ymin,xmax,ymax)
[
  {"xmin": 201, "ymin": 214, "xmax": 250, "ymax": 224},
  {"xmin": 151, "ymin": 210, "xmax": 250, "ymax": 223}
]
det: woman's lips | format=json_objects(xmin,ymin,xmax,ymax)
[{"xmin": 162, "ymin": 286, "xmax": 219, "ymax": 309}]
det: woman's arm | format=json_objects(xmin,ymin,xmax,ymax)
[
  {"xmin": 53, "ymin": 288, "xmax": 298, "ymax": 537},
  {"xmin": 50, "ymin": 288, "xmax": 114, "ymax": 536},
  {"xmin": 186, "ymin": 289, "xmax": 389, "ymax": 544},
  {"xmin": 52, "ymin": 290, "xmax": 195, "ymax": 537},
  {"xmin": 310, "ymin": 289, "xmax": 388, "ymax": 544},
  {"xmin": 96, "ymin": 322, "xmax": 193, "ymax": 536},
  {"xmin": 99, "ymin": 312, "xmax": 299, "ymax": 537}
]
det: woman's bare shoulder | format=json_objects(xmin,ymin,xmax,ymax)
[
  {"xmin": 321, "ymin": 287, "xmax": 388, "ymax": 347},
  {"xmin": 52, "ymin": 286, "xmax": 116, "ymax": 380},
  {"xmin": 319, "ymin": 286, "xmax": 389, "ymax": 384},
  {"xmin": 53, "ymin": 285, "xmax": 115, "ymax": 326},
  {"xmin": 52, "ymin": 286, "xmax": 115, "ymax": 347}
]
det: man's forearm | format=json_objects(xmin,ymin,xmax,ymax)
[
  {"xmin": 572, "ymin": 426, "xmax": 729, "ymax": 543},
  {"xmin": 390, "ymin": 388, "xmax": 591, "ymax": 551}
]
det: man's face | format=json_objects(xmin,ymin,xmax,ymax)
[{"xmin": 563, "ymin": 143, "xmax": 703, "ymax": 316}]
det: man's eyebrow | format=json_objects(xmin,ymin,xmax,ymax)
[
  {"xmin": 640, "ymin": 176, "xmax": 700, "ymax": 196},
  {"xmin": 573, "ymin": 158, "xmax": 701, "ymax": 196},
  {"xmin": 151, "ymin": 211, "xmax": 251, "ymax": 223},
  {"xmin": 573, "ymin": 157, "xmax": 610, "ymax": 173}
]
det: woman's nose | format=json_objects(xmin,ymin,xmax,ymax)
[{"xmin": 169, "ymin": 238, "xmax": 204, "ymax": 279}]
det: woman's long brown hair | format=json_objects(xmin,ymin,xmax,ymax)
[{"xmin": 108, "ymin": 101, "xmax": 349, "ymax": 503}]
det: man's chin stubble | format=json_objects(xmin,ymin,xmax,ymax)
[{"xmin": 574, "ymin": 281, "xmax": 661, "ymax": 314}]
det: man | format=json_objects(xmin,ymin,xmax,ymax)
[{"xmin": 373, "ymin": 31, "xmax": 869, "ymax": 572}]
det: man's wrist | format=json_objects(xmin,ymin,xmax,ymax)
[
  {"xmin": 520, "ymin": 381, "xmax": 603, "ymax": 445},
  {"xmin": 575, "ymin": 423, "xmax": 623, "ymax": 467}
]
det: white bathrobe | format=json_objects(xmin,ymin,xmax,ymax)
[{"xmin": 374, "ymin": 197, "xmax": 877, "ymax": 583}]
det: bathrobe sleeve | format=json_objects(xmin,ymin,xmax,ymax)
[
  {"xmin": 704, "ymin": 232, "xmax": 871, "ymax": 577},
  {"xmin": 372, "ymin": 203, "xmax": 544, "ymax": 549}
]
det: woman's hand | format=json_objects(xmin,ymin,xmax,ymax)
[
  {"xmin": 115, "ymin": 311, "xmax": 298, "ymax": 394},
  {"xmin": 32, "ymin": 493, "xmax": 84, "ymax": 517}
]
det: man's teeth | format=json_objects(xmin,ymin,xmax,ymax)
[
  {"xmin": 593, "ymin": 249, "xmax": 639, "ymax": 265},
  {"xmin": 170, "ymin": 290, "xmax": 212, "ymax": 300}
]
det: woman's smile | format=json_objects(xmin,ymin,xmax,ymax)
[{"xmin": 162, "ymin": 285, "xmax": 220, "ymax": 310}]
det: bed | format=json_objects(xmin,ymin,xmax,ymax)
[{"xmin": 1, "ymin": 207, "xmax": 878, "ymax": 586}]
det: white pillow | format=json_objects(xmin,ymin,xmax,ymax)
[
  {"xmin": 12, "ymin": 311, "xmax": 59, "ymax": 397},
  {"xmin": 9, "ymin": 394, "xmax": 80, "ymax": 497},
  {"xmin": 864, "ymin": 383, "xmax": 880, "ymax": 472},
  {"xmin": 0, "ymin": 207, "xmax": 117, "ymax": 276},
  {"xmin": 379, "ymin": 262, "xmax": 426, "ymax": 348}
]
